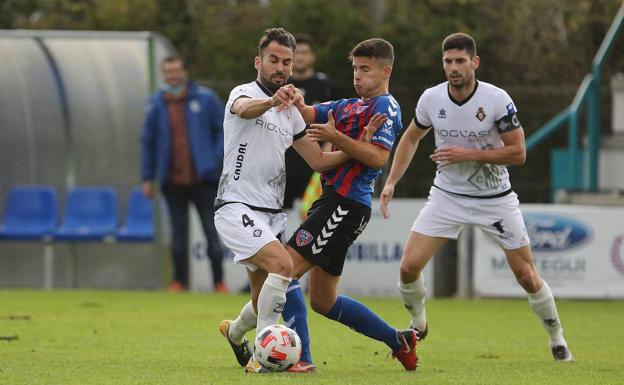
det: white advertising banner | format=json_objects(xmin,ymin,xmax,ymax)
[
  {"xmin": 323, "ymin": 199, "xmax": 434, "ymax": 298},
  {"xmin": 190, "ymin": 198, "xmax": 435, "ymax": 298},
  {"xmin": 473, "ymin": 205, "xmax": 624, "ymax": 298},
  {"xmin": 189, "ymin": 207, "xmax": 247, "ymax": 292}
]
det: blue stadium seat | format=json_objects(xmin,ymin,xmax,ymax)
[
  {"xmin": 0, "ymin": 186, "xmax": 57, "ymax": 240},
  {"xmin": 55, "ymin": 187, "xmax": 118, "ymax": 241},
  {"xmin": 117, "ymin": 187, "xmax": 154, "ymax": 242}
]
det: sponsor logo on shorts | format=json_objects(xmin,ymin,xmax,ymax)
[
  {"xmin": 354, "ymin": 217, "xmax": 369, "ymax": 236},
  {"xmin": 295, "ymin": 229, "xmax": 313, "ymax": 247},
  {"xmin": 312, "ymin": 205, "xmax": 349, "ymax": 254},
  {"xmin": 492, "ymin": 220, "xmax": 505, "ymax": 234},
  {"xmin": 491, "ymin": 219, "xmax": 514, "ymax": 240},
  {"xmin": 253, "ymin": 229, "xmax": 262, "ymax": 237}
]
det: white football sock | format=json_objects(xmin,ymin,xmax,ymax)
[
  {"xmin": 256, "ymin": 273, "xmax": 291, "ymax": 335},
  {"xmin": 228, "ymin": 300, "xmax": 257, "ymax": 344},
  {"xmin": 527, "ymin": 281, "xmax": 566, "ymax": 347},
  {"xmin": 398, "ymin": 275, "xmax": 427, "ymax": 331}
]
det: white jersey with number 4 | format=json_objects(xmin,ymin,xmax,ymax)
[
  {"xmin": 216, "ymin": 81, "xmax": 307, "ymax": 210},
  {"xmin": 415, "ymin": 80, "xmax": 522, "ymax": 197}
]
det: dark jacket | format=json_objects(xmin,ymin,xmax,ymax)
[{"xmin": 141, "ymin": 82, "xmax": 224, "ymax": 183}]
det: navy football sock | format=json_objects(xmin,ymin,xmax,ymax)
[
  {"xmin": 325, "ymin": 295, "xmax": 400, "ymax": 350},
  {"xmin": 282, "ymin": 280, "xmax": 313, "ymax": 363}
]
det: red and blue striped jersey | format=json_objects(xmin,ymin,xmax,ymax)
[{"xmin": 313, "ymin": 93, "xmax": 402, "ymax": 207}]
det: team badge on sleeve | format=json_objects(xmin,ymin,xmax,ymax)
[{"xmin": 295, "ymin": 229, "xmax": 313, "ymax": 247}]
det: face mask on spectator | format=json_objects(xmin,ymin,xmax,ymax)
[{"xmin": 163, "ymin": 84, "xmax": 185, "ymax": 96}]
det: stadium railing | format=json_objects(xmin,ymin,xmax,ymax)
[{"xmin": 525, "ymin": 4, "xmax": 624, "ymax": 196}]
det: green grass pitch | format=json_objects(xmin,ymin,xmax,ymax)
[{"xmin": 1, "ymin": 290, "xmax": 623, "ymax": 384}]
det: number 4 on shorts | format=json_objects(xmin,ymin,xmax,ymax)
[{"xmin": 242, "ymin": 214, "xmax": 255, "ymax": 228}]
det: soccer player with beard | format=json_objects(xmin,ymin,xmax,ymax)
[
  {"xmin": 380, "ymin": 32, "xmax": 573, "ymax": 362},
  {"xmin": 216, "ymin": 28, "xmax": 387, "ymax": 373}
]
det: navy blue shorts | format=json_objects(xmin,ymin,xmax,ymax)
[{"xmin": 287, "ymin": 190, "xmax": 370, "ymax": 276}]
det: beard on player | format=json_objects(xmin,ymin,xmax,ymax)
[{"xmin": 261, "ymin": 71, "xmax": 287, "ymax": 93}]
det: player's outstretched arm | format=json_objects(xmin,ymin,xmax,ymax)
[
  {"xmin": 292, "ymin": 134, "xmax": 349, "ymax": 173},
  {"xmin": 292, "ymin": 90, "xmax": 316, "ymax": 124},
  {"xmin": 307, "ymin": 111, "xmax": 389, "ymax": 169},
  {"xmin": 232, "ymin": 85, "xmax": 296, "ymax": 119},
  {"xmin": 381, "ymin": 119, "xmax": 430, "ymax": 219}
]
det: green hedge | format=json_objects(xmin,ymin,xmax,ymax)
[{"xmin": 3, "ymin": 0, "xmax": 623, "ymax": 201}]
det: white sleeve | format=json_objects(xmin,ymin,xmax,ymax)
[
  {"xmin": 291, "ymin": 106, "xmax": 307, "ymax": 137},
  {"xmin": 495, "ymin": 89, "xmax": 518, "ymax": 120},
  {"xmin": 226, "ymin": 84, "xmax": 252, "ymax": 114},
  {"xmin": 414, "ymin": 91, "xmax": 432, "ymax": 128},
  {"xmin": 494, "ymin": 89, "xmax": 522, "ymax": 133}
]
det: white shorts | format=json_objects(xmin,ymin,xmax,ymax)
[
  {"xmin": 411, "ymin": 187, "xmax": 530, "ymax": 250},
  {"xmin": 214, "ymin": 203, "xmax": 287, "ymax": 271}
]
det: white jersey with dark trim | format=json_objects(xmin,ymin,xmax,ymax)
[
  {"xmin": 415, "ymin": 80, "xmax": 522, "ymax": 197},
  {"xmin": 217, "ymin": 81, "xmax": 307, "ymax": 209}
]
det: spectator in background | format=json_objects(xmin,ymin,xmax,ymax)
[
  {"xmin": 141, "ymin": 54, "xmax": 228, "ymax": 293},
  {"xmin": 283, "ymin": 34, "xmax": 335, "ymax": 210}
]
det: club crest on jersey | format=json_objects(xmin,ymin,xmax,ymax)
[
  {"xmin": 475, "ymin": 107, "xmax": 486, "ymax": 121},
  {"xmin": 295, "ymin": 229, "xmax": 313, "ymax": 247},
  {"xmin": 438, "ymin": 108, "xmax": 446, "ymax": 118},
  {"xmin": 344, "ymin": 103, "xmax": 367, "ymax": 115},
  {"xmin": 354, "ymin": 105, "xmax": 367, "ymax": 114}
]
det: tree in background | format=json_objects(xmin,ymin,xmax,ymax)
[{"xmin": 2, "ymin": 0, "xmax": 622, "ymax": 202}]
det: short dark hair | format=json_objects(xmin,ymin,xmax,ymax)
[
  {"xmin": 161, "ymin": 54, "xmax": 188, "ymax": 71},
  {"xmin": 442, "ymin": 33, "xmax": 477, "ymax": 57},
  {"xmin": 294, "ymin": 33, "xmax": 314, "ymax": 49},
  {"xmin": 258, "ymin": 27, "xmax": 297, "ymax": 56},
  {"xmin": 349, "ymin": 38, "xmax": 394, "ymax": 65}
]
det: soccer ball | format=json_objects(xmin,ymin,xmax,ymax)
[{"xmin": 254, "ymin": 324, "xmax": 302, "ymax": 372}]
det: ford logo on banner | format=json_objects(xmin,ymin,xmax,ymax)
[{"xmin": 524, "ymin": 213, "xmax": 592, "ymax": 252}]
